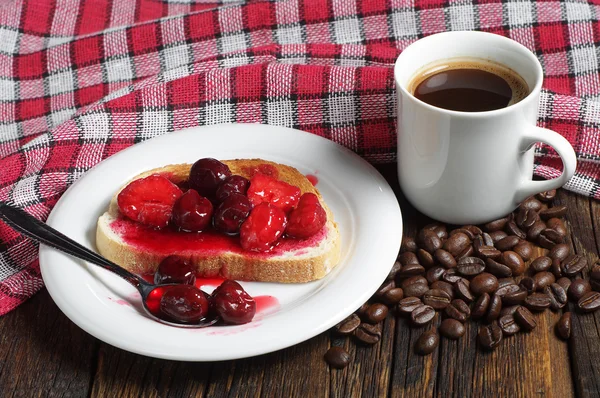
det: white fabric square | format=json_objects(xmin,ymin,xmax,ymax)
[
  {"xmin": 80, "ymin": 113, "xmax": 110, "ymax": 139},
  {"xmin": 205, "ymin": 102, "xmax": 233, "ymax": 125},
  {"xmin": 449, "ymin": 5, "xmax": 475, "ymax": 31},
  {"xmin": 267, "ymin": 99, "xmax": 294, "ymax": 126},
  {"xmin": 392, "ymin": 11, "xmax": 418, "ymax": 38},
  {"xmin": 582, "ymin": 99, "xmax": 600, "ymax": 124},
  {"xmin": 48, "ymin": 70, "xmax": 74, "ymax": 95},
  {"xmin": 0, "ymin": 27, "xmax": 18, "ymax": 53},
  {"xmin": 105, "ymin": 58, "xmax": 134, "ymax": 82},
  {"xmin": 0, "ymin": 123, "xmax": 18, "ymax": 143},
  {"xmin": 276, "ymin": 25, "xmax": 303, "ymax": 44},
  {"xmin": 11, "ymin": 175, "xmax": 39, "ymax": 206},
  {"xmin": 51, "ymin": 108, "xmax": 76, "ymax": 127},
  {"xmin": 220, "ymin": 33, "xmax": 248, "ymax": 53},
  {"xmin": 572, "ymin": 46, "xmax": 598, "ymax": 73},
  {"xmin": 0, "ymin": 78, "xmax": 15, "ymax": 100},
  {"xmin": 333, "ymin": 18, "xmax": 362, "ymax": 44},
  {"xmin": 328, "ymin": 95, "xmax": 355, "ymax": 124},
  {"xmin": 163, "ymin": 44, "xmax": 191, "ymax": 71},
  {"xmin": 141, "ymin": 111, "xmax": 169, "ymax": 138},
  {"xmin": 566, "ymin": 2, "xmax": 592, "ymax": 22},
  {"xmin": 507, "ymin": 1, "xmax": 534, "ymax": 26}
]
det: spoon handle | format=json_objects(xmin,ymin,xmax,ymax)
[{"xmin": 0, "ymin": 203, "xmax": 146, "ymax": 288}]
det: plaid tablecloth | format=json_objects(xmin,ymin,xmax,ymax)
[{"xmin": 1, "ymin": 0, "xmax": 599, "ymax": 315}]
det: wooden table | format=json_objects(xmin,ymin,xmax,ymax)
[{"xmin": 1, "ymin": 164, "xmax": 599, "ymax": 398}]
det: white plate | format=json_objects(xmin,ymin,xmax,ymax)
[{"xmin": 39, "ymin": 124, "xmax": 402, "ymax": 361}]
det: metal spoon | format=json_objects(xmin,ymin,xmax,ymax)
[{"xmin": 0, "ymin": 203, "xmax": 217, "ymax": 328}]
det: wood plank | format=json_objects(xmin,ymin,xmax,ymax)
[
  {"xmin": 0, "ymin": 289, "xmax": 97, "ymax": 397},
  {"xmin": 557, "ymin": 190, "xmax": 600, "ymax": 398}
]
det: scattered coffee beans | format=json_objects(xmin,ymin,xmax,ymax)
[{"xmin": 325, "ymin": 193, "xmax": 600, "ymax": 367}]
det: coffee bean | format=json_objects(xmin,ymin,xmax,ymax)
[
  {"xmin": 430, "ymin": 281, "xmax": 454, "ymax": 300},
  {"xmin": 536, "ymin": 190, "xmax": 556, "ymax": 202},
  {"xmin": 506, "ymin": 221, "xmax": 526, "ymax": 239},
  {"xmin": 439, "ymin": 319, "xmax": 466, "ymax": 340},
  {"xmin": 500, "ymin": 305, "xmax": 520, "ymax": 317},
  {"xmin": 364, "ymin": 303, "xmax": 388, "ymax": 324},
  {"xmin": 513, "ymin": 241, "xmax": 534, "ymax": 261},
  {"xmin": 457, "ymin": 257, "xmax": 486, "ymax": 276},
  {"xmin": 527, "ymin": 220, "xmax": 546, "ymax": 241},
  {"xmin": 324, "ymin": 346, "xmax": 351, "ymax": 368},
  {"xmin": 577, "ymin": 291, "xmax": 600, "ymax": 313},
  {"xmin": 520, "ymin": 196, "xmax": 544, "ymax": 211},
  {"xmin": 434, "ymin": 249, "xmax": 457, "ymax": 269},
  {"xmin": 387, "ymin": 261, "xmax": 402, "ymax": 281},
  {"xmin": 482, "ymin": 232, "xmax": 495, "ymax": 247},
  {"xmin": 546, "ymin": 218, "xmax": 567, "ymax": 237},
  {"xmin": 397, "ymin": 297, "xmax": 423, "ymax": 314},
  {"xmin": 499, "ymin": 314, "xmax": 520, "ymax": 336},
  {"xmin": 445, "ymin": 299, "xmax": 470, "ymax": 322},
  {"xmin": 400, "ymin": 276, "xmax": 427, "ymax": 290},
  {"xmin": 484, "ymin": 217, "xmax": 509, "ymax": 232},
  {"xmin": 417, "ymin": 249, "xmax": 435, "ymax": 269},
  {"xmin": 495, "ymin": 283, "xmax": 521, "ymax": 297},
  {"xmin": 464, "ymin": 225, "xmax": 483, "ymax": 236},
  {"xmin": 496, "ymin": 236, "xmax": 520, "ymax": 251},
  {"xmin": 423, "ymin": 223, "xmax": 447, "ymax": 240},
  {"xmin": 557, "ymin": 277, "xmax": 572, "ymax": 292},
  {"xmin": 419, "ymin": 229, "xmax": 443, "ymax": 254},
  {"xmin": 356, "ymin": 302, "xmax": 370, "ymax": 316},
  {"xmin": 382, "ymin": 288, "xmax": 404, "ymax": 305},
  {"xmin": 525, "ymin": 292, "xmax": 551, "ymax": 311},
  {"xmin": 545, "ymin": 283, "xmax": 567, "ymax": 310},
  {"xmin": 531, "ymin": 256, "xmax": 552, "ymax": 273},
  {"xmin": 503, "ymin": 288, "xmax": 528, "ymax": 305},
  {"xmin": 400, "ymin": 236, "xmax": 418, "ymax": 253},
  {"xmin": 399, "ymin": 251, "xmax": 419, "ymax": 266},
  {"xmin": 411, "ymin": 304, "xmax": 436, "ymax": 325},
  {"xmin": 561, "ymin": 254, "xmax": 587, "ymax": 276},
  {"xmin": 533, "ymin": 272, "xmax": 556, "ymax": 291},
  {"xmin": 540, "ymin": 205, "xmax": 567, "ymax": 220},
  {"xmin": 490, "ymin": 231, "xmax": 508, "ymax": 243},
  {"xmin": 539, "ymin": 229, "xmax": 565, "ymax": 249},
  {"xmin": 423, "ymin": 289, "xmax": 451, "ymax": 310},
  {"xmin": 455, "ymin": 279, "xmax": 474, "ymax": 302},
  {"xmin": 450, "ymin": 228, "xmax": 475, "ymax": 240},
  {"xmin": 335, "ymin": 314, "xmax": 361, "ymax": 335},
  {"xmin": 486, "ymin": 294, "xmax": 503, "ymax": 322},
  {"xmin": 516, "ymin": 207, "xmax": 539, "ymax": 229},
  {"xmin": 501, "ymin": 251, "xmax": 526, "ymax": 276},
  {"xmin": 471, "ymin": 272, "xmax": 499, "ymax": 296},
  {"xmin": 443, "ymin": 232, "xmax": 471, "ymax": 257},
  {"xmin": 415, "ymin": 330, "xmax": 439, "ymax": 355},
  {"xmin": 475, "ymin": 245, "xmax": 502, "ymax": 260},
  {"xmin": 398, "ymin": 263, "xmax": 426, "ymax": 278},
  {"xmin": 456, "ymin": 245, "xmax": 475, "ymax": 261},
  {"xmin": 520, "ymin": 277, "xmax": 536, "ymax": 294},
  {"xmin": 426, "ymin": 266, "xmax": 446, "ymax": 284},
  {"xmin": 568, "ymin": 279, "xmax": 591, "ymax": 301},
  {"xmin": 442, "ymin": 269, "xmax": 462, "ymax": 284},
  {"xmin": 376, "ymin": 280, "xmax": 395, "ymax": 298},
  {"xmin": 354, "ymin": 323, "xmax": 381, "ymax": 344},
  {"xmin": 498, "ymin": 277, "xmax": 517, "ymax": 289},
  {"xmin": 478, "ymin": 322, "xmax": 503, "ymax": 350},
  {"xmin": 590, "ymin": 263, "xmax": 600, "ymax": 281},
  {"xmin": 485, "ymin": 258, "xmax": 513, "ymax": 278},
  {"xmin": 514, "ymin": 306, "xmax": 537, "ymax": 331},
  {"xmin": 556, "ymin": 312, "xmax": 571, "ymax": 340},
  {"xmin": 551, "ymin": 258, "xmax": 563, "ymax": 278},
  {"xmin": 403, "ymin": 282, "xmax": 429, "ymax": 298},
  {"xmin": 471, "ymin": 293, "xmax": 490, "ymax": 319}
]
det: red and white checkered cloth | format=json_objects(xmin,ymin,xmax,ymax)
[{"xmin": 1, "ymin": 0, "xmax": 599, "ymax": 315}]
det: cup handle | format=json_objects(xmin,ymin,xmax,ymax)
[{"xmin": 514, "ymin": 126, "xmax": 577, "ymax": 204}]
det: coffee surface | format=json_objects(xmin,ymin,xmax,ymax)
[{"xmin": 410, "ymin": 59, "xmax": 529, "ymax": 112}]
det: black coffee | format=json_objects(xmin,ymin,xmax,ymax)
[{"xmin": 410, "ymin": 59, "xmax": 529, "ymax": 112}]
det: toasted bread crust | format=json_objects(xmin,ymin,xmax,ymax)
[{"xmin": 96, "ymin": 159, "xmax": 341, "ymax": 283}]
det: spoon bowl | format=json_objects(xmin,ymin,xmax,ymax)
[{"xmin": 0, "ymin": 203, "xmax": 218, "ymax": 328}]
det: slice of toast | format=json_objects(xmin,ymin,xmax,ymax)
[{"xmin": 96, "ymin": 159, "xmax": 341, "ymax": 283}]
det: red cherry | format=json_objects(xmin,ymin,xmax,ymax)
[
  {"xmin": 211, "ymin": 280, "xmax": 256, "ymax": 325},
  {"xmin": 154, "ymin": 255, "xmax": 196, "ymax": 285},
  {"xmin": 172, "ymin": 190, "xmax": 213, "ymax": 232},
  {"xmin": 240, "ymin": 203, "xmax": 287, "ymax": 252},
  {"xmin": 213, "ymin": 193, "xmax": 252, "ymax": 234},
  {"xmin": 117, "ymin": 175, "xmax": 183, "ymax": 228},
  {"xmin": 159, "ymin": 285, "xmax": 210, "ymax": 323},
  {"xmin": 286, "ymin": 193, "xmax": 327, "ymax": 239},
  {"xmin": 188, "ymin": 158, "xmax": 231, "ymax": 197},
  {"xmin": 215, "ymin": 175, "xmax": 250, "ymax": 203}
]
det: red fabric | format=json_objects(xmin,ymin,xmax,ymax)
[{"xmin": 1, "ymin": 0, "xmax": 600, "ymax": 315}]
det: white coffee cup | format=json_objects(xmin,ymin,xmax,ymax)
[{"xmin": 394, "ymin": 31, "xmax": 577, "ymax": 225}]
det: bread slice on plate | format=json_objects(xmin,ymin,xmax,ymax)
[{"xmin": 96, "ymin": 159, "xmax": 341, "ymax": 283}]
